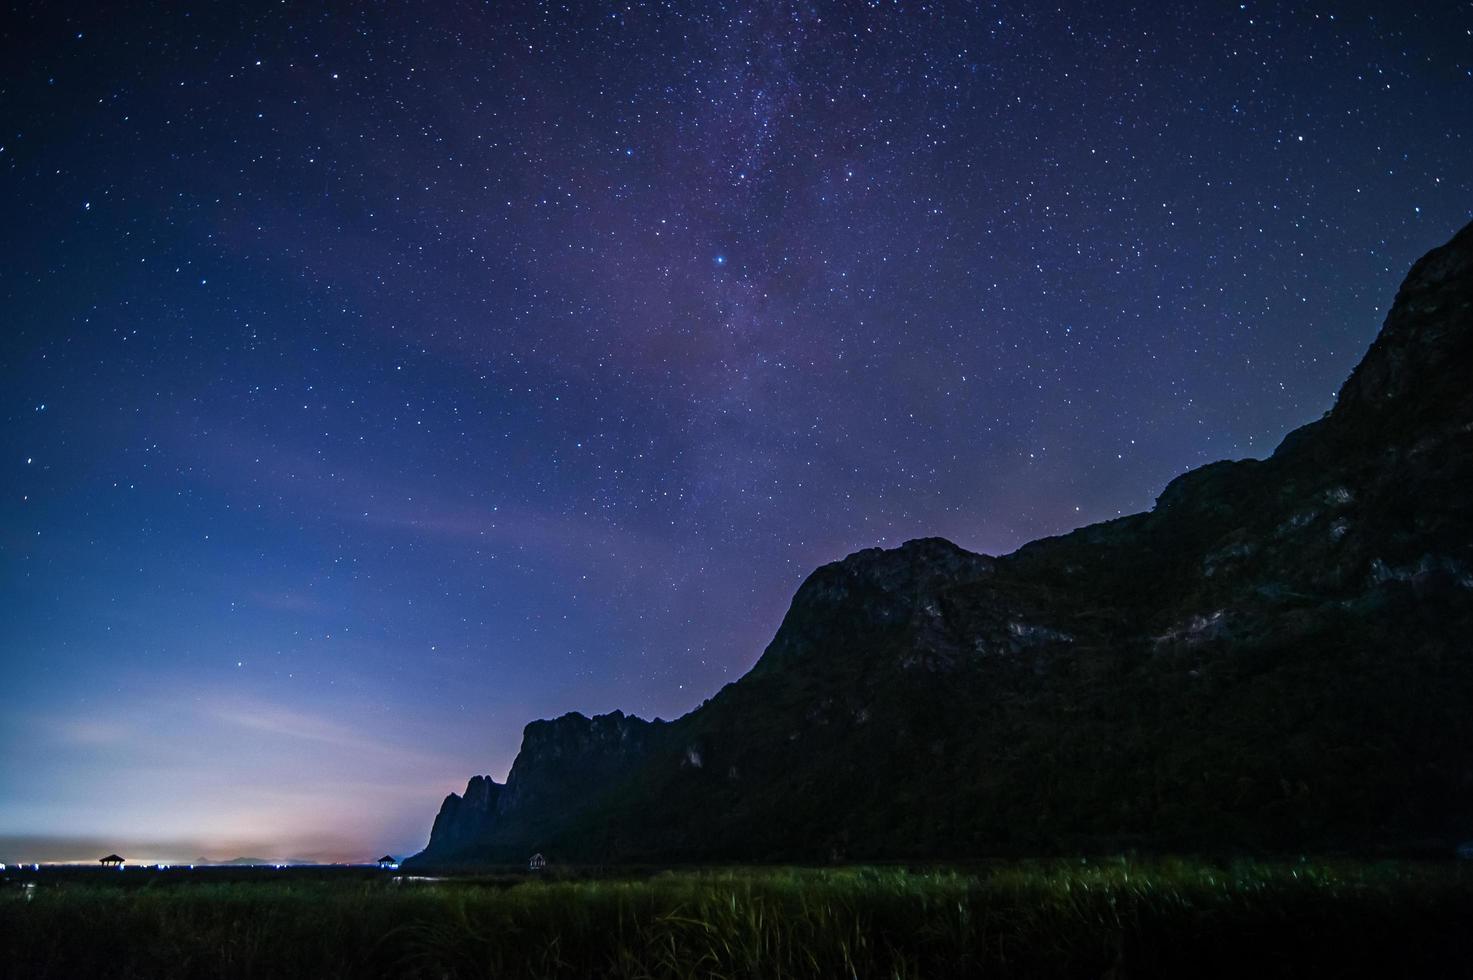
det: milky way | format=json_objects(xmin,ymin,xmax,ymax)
[{"xmin": 2, "ymin": 2, "xmax": 1470, "ymax": 860}]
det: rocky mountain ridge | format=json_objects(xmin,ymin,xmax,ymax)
[{"xmin": 410, "ymin": 219, "xmax": 1473, "ymax": 867}]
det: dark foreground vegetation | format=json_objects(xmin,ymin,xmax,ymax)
[{"xmin": 4, "ymin": 860, "xmax": 1473, "ymax": 979}]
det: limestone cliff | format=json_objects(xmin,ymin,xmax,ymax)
[{"xmin": 410, "ymin": 219, "xmax": 1473, "ymax": 867}]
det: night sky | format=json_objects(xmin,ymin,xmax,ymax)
[{"xmin": 2, "ymin": 2, "xmax": 1470, "ymax": 863}]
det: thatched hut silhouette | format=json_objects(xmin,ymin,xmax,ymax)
[
  {"xmin": 100, "ymin": 854, "xmax": 124, "ymax": 868},
  {"xmin": 377, "ymin": 855, "xmax": 397, "ymax": 868}
]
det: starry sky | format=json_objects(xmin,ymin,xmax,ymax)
[{"xmin": 2, "ymin": 1, "xmax": 1470, "ymax": 863}]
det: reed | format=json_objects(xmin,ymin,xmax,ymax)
[{"xmin": 3, "ymin": 859, "xmax": 1470, "ymax": 979}]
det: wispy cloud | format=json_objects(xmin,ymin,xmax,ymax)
[
  {"xmin": 206, "ymin": 699, "xmax": 453, "ymax": 773},
  {"xmin": 40, "ymin": 718, "xmax": 132, "ymax": 747},
  {"xmin": 6, "ymin": 689, "xmax": 471, "ymax": 862},
  {"xmin": 173, "ymin": 421, "xmax": 687, "ymax": 576}
]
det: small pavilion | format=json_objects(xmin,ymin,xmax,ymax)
[
  {"xmin": 100, "ymin": 854, "xmax": 124, "ymax": 869},
  {"xmin": 377, "ymin": 855, "xmax": 397, "ymax": 868},
  {"xmin": 528, "ymin": 852, "xmax": 546, "ymax": 872}
]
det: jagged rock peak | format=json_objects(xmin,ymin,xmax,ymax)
[
  {"xmin": 426, "ymin": 773, "xmax": 504, "ymax": 855},
  {"xmin": 748, "ymin": 538, "xmax": 995, "ymax": 677},
  {"xmin": 520, "ymin": 709, "xmax": 657, "ymax": 745},
  {"xmin": 1157, "ymin": 218, "xmax": 1473, "ymax": 505},
  {"xmin": 800, "ymin": 536, "xmax": 993, "ymax": 601},
  {"xmin": 1331, "ymin": 218, "xmax": 1473, "ymax": 429},
  {"xmin": 461, "ymin": 774, "xmax": 503, "ymax": 806}
]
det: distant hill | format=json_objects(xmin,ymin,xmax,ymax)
[
  {"xmin": 409, "ymin": 219, "xmax": 1473, "ymax": 866},
  {"xmin": 194, "ymin": 857, "xmax": 316, "ymax": 867}
]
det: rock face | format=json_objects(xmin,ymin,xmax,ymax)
[
  {"xmin": 425, "ymin": 775, "xmax": 502, "ymax": 856},
  {"xmin": 418, "ymin": 711, "xmax": 661, "ymax": 865},
  {"xmin": 410, "ymin": 220, "xmax": 1473, "ymax": 867}
]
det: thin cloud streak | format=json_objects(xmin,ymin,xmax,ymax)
[{"xmin": 207, "ymin": 699, "xmax": 457, "ymax": 774}]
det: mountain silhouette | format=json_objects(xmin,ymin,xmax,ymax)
[{"xmin": 411, "ymin": 219, "xmax": 1473, "ymax": 866}]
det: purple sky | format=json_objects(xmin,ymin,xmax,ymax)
[{"xmin": 2, "ymin": 1, "xmax": 1470, "ymax": 861}]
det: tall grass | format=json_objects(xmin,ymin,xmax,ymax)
[{"xmin": 3, "ymin": 860, "xmax": 1470, "ymax": 979}]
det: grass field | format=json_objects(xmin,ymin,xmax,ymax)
[{"xmin": 3, "ymin": 859, "xmax": 1472, "ymax": 978}]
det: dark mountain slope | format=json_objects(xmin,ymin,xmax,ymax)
[{"xmin": 409, "ymin": 219, "xmax": 1473, "ymax": 867}]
